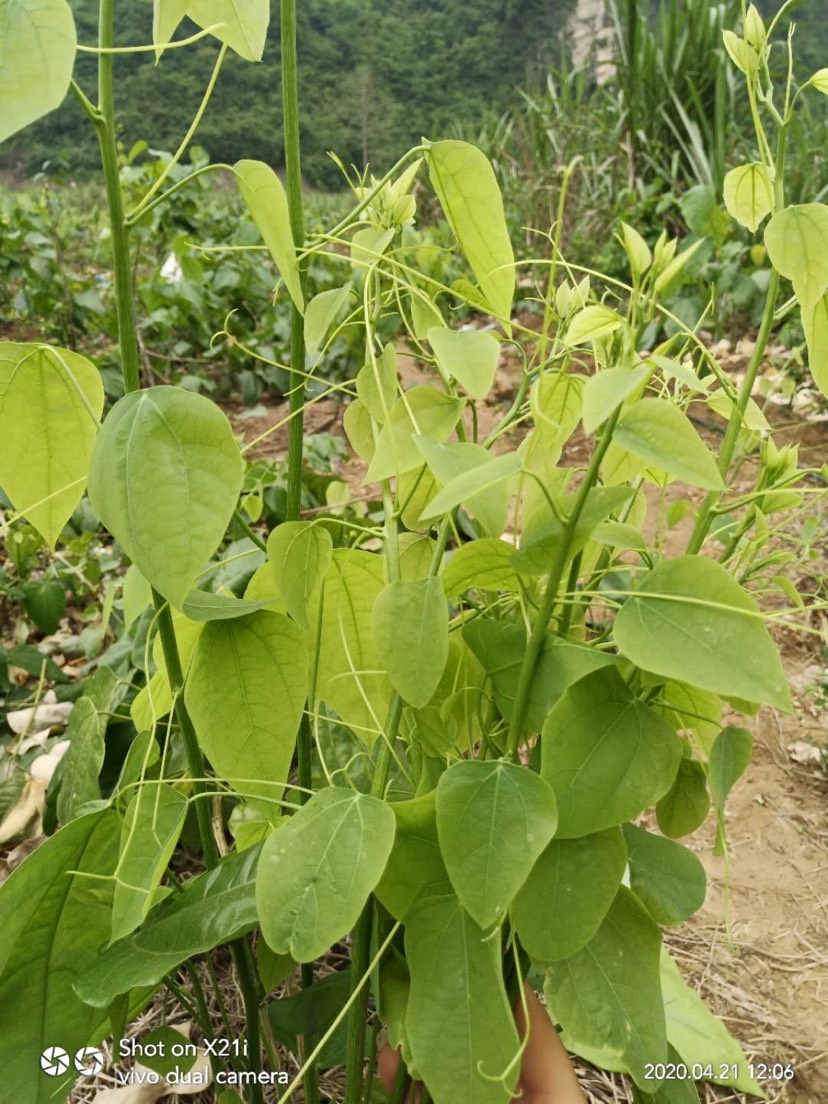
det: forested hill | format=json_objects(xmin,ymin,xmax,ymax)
[{"xmin": 4, "ymin": 0, "xmax": 574, "ymax": 186}]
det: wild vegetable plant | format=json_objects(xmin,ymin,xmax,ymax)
[{"xmin": 0, "ymin": 3, "xmax": 825, "ymax": 1104}]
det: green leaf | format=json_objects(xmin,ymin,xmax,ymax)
[
  {"xmin": 123, "ymin": 564, "xmax": 152, "ymax": 628},
  {"xmin": 723, "ymin": 163, "xmax": 774, "ymax": 233},
  {"xmin": 350, "ymin": 226, "xmax": 394, "ymax": 266},
  {"xmin": 613, "ymin": 556, "xmax": 791, "ymax": 710},
  {"xmin": 75, "ymin": 846, "xmax": 260, "ymax": 1007},
  {"xmin": 304, "ymin": 285, "xmax": 352, "ymax": 354},
  {"xmin": 0, "ymin": 343, "xmax": 104, "ymax": 547},
  {"xmin": 268, "ymin": 968, "xmax": 353, "ymax": 1068},
  {"xmin": 722, "ymin": 30, "xmax": 759, "ymax": 75},
  {"xmin": 436, "ymin": 759, "xmax": 557, "ymax": 929},
  {"xmin": 615, "ymin": 399, "xmax": 724, "ymax": 490},
  {"xmin": 186, "ymin": 611, "xmax": 307, "ymax": 813},
  {"xmin": 234, "ymin": 160, "xmax": 303, "ymax": 311},
  {"xmin": 623, "ymin": 824, "xmax": 706, "ymax": 926},
  {"xmin": 375, "ymin": 790, "xmax": 453, "ymax": 920},
  {"xmin": 187, "ymin": 0, "xmax": 270, "ymax": 61},
  {"xmin": 530, "ymin": 371, "xmax": 584, "ymax": 450},
  {"xmin": 546, "ymin": 887, "xmax": 667, "ymax": 1090},
  {"xmin": 632, "ymin": 1048, "xmax": 700, "ymax": 1104},
  {"xmin": 801, "ymin": 291, "xmax": 828, "ymax": 399},
  {"xmin": 256, "ymin": 787, "xmax": 395, "ymax": 962},
  {"xmin": 89, "ymin": 387, "xmax": 243, "ymax": 609},
  {"xmin": 420, "ymin": 451, "xmax": 523, "ymax": 525},
  {"xmin": 620, "ymin": 222, "xmax": 652, "ymax": 278},
  {"xmin": 708, "ymin": 726, "xmax": 752, "ymax": 810},
  {"xmin": 657, "ymin": 681, "xmax": 722, "ymax": 756},
  {"xmin": 152, "ymin": 0, "xmax": 188, "ymax": 55},
  {"xmin": 443, "ymin": 539, "xmax": 520, "ymax": 597},
  {"xmin": 512, "ymin": 828, "xmax": 626, "ymax": 961},
  {"xmin": 542, "ymin": 668, "xmax": 682, "ymax": 837},
  {"xmin": 428, "ymin": 326, "xmax": 501, "ymax": 399},
  {"xmin": 708, "ymin": 726, "xmax": 752, "ymax": 853},
  {"xmin": 137, "ymin": 1026, "xmax": 197, "ymax": 1078},
  {"xmin": 512, "ymin": 485, "xmax": 634, "ymax": 575},
  {"xmin": 463, "ymin": 619, "xmax": 619, "ymax": 733},
  {"xmin": 267, "ymin": 521, "xmax": 333, "ymax": 629},
  {"xmin": 661, "ymin": 949, "xmax": 764, "ymax": 1095},
  {"xmin": 427, "ymin": 140, "xmax": 515, "ymax": 323},
  {"xmin": 564, "ymin": 304, "xmax": 626, "ymax": 346},
  {"xmin": 312, "ymin": 549, "xmax": 392, "ymax": 742},
  {"xmin": 181, "ymin": 590, "xmax": 277, "ymax": 621},
  {"xmin": 405, "ymin": 895, "xmax": 520, "ymax": 1104},
  {"xmin": 705, "ymin": 388, "xmax": 769, "ymax": 432},
  {"xmin": 112, "ymin": 783, "xmax": 188, "ymax": 942},
  {"xmin": 373, "ymin": 578, "xmax": 449, "ymax": 708},
  {"xmin": 0, "ymin": 810, "xmax": 120, "ymax": 1102},
  {"xmin": 20, "ymin": 578, "xmax": 65, "ymax": 633},
  {"xmin": 582, "ymin": 365, "xmax": 650, "ymax": 435},
  {"xmin": 591, "ymin": 520, "xmax": 647, "ymax": 551},
  {"xmin": 356, "ymin": 342, "xmax": 398, "ymax": 423},
  {"xmin": 130, "ymin": 610, "xmax": 203, "ymax": 732},
  {"xmin": 652, "ymin": 235, "xmax": 707, "ymax": 296},
  {"xmin": 764, "ymin": 204, "xmax": 828, "ymax": 308},
  {"xmin": 0, "ymin": 0, "xmax": 77, "ymax": 144},
  {"xmin": 364, "ymin": 386, "xmax": 462, "ymax": 484},
  {"xmin": 58, "ymin": 666, "xmax": 122, "ymax": 823},
  {"xmin": 656, "ymin": 758, "xmax": 710, "ymax": 838},
  {"xmin": 413, "ymin": 436, "xmax": 514, "ymax": 537},
  {"xmin": 343, "ymin": 398, "xmax": 376, "ymax": 462}
]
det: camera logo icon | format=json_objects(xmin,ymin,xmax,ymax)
[
  {"xmin": 40, "ymin": 1046, "xmax": 105, "ymax": 1078},
  {"xmin": 74, "ymin": 1048, "xmax": 105, "ymax": 1075},
  {"xmin": 40, "ymin": 1048, "xmax": 70, "ymax": 1077}
]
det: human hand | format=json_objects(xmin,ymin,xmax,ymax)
[{"xmin": 378, "ymin": 985, "xmax": 586, "ymax": 1103}]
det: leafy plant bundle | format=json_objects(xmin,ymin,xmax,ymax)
[{"xmin": 0, "ymin": 3, "xmax": 826, "ymax": 1104}]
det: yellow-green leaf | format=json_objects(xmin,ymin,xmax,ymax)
[
  {"xmin": 427, "ymin": 140, "xmax": 515, "ymax": 324},
  {"xmin": 565, "ymin": 304, "xmax": 625, "ymax": 346},
  {"xmin": 234, "ymin": 160, "xmax": 303, "ymax": 312},
  {"xmin": 615, "ymin": 398, "xmax": 724, "ymax": 491},
  {"xmin": 88, "ymin": 387, "xmax": 243, "ymax": 609},
  {"xmin": 0, "ymin": 342, "xmax": 104, "ymax": 547},
  {"xmin": 428, "ymin": 326, "xmax": 500, "ymax": 400},
  {"xmin": 0, "ymin": 0, "xmax": 77, "ymax": 144},
  {"xmin": 364, "ymin": 386, "xmax": 462, "ymax": 483},
  {"xmin": 186, "ymin": 0, "xmax": 270, "ymax": 61},
  {"xmin": 723, "ymin": 163, "xmax": 773, "ymax": 233},
  {"xmin": 372, "ymin": 578, "xmax": 449, "ymax": 707},
  {"xmin": 764, "ymin": 204, "xmax": 828, "ymax": 309},
  {"xmin": 267, "ymin": 521, "xmax": 333, "ymax": 630},
  {"xmin": 801, "ymin": 291, "xmax": 828, "ymax": 399},
  {"xmin": 185, "ymin": 611, "xmax": 308, "ymax": 815}
]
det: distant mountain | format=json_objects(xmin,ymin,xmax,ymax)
[{"xmin": 2, "ymin": 0, "xmax": 576, "ymax": 185}]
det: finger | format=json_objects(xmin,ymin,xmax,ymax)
[
  {"xmin": 513, "ymin": 985, "xmax": 587, "ymax": 1103},
  {"xmin": 377, "ymin": 1045, "xmax": 422, "ymax": 1103}
]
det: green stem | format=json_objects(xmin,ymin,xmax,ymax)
[
  {"xmin": 389, "ymin": 1059, "xmax": 411, "ymax": 1104},
  {"xmin": 537, "ymin": 158, "xmax": 578, "ymax": 366},
  {"xmin": 96, "ymin": 0, "xmax": 141, "ymax": 393},
  {"xmin": 686, "ymin": 114, "xmax": 789, "ymax": 555},
  {"xmin": 504, "ymin": 408, "xmax": 622, "ymax": 760},
  {"xmin": 686, "ymin": 269, "xmax": 780, "ymax": 554},
  {"xmin": 233, "ymin": 507, "xmax": 268, "ymax": 552},
  {"xmin": 153, "ymin": 592, "xmax": 219, "ymax": 865},
  {"xmin": 128, "ymin": 43, "xmax": 228, "ymax": 222},
  {"xmin": 280, "ymin": 7, "xmax": 318, "ymax": 1101},
  {"xmin": 95, "ymin": 2, "xmax": 263, "ymax": 1090},
  {"xmin": 280, "ymin": 0, "xmax": 307, "ymax": 522}
]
